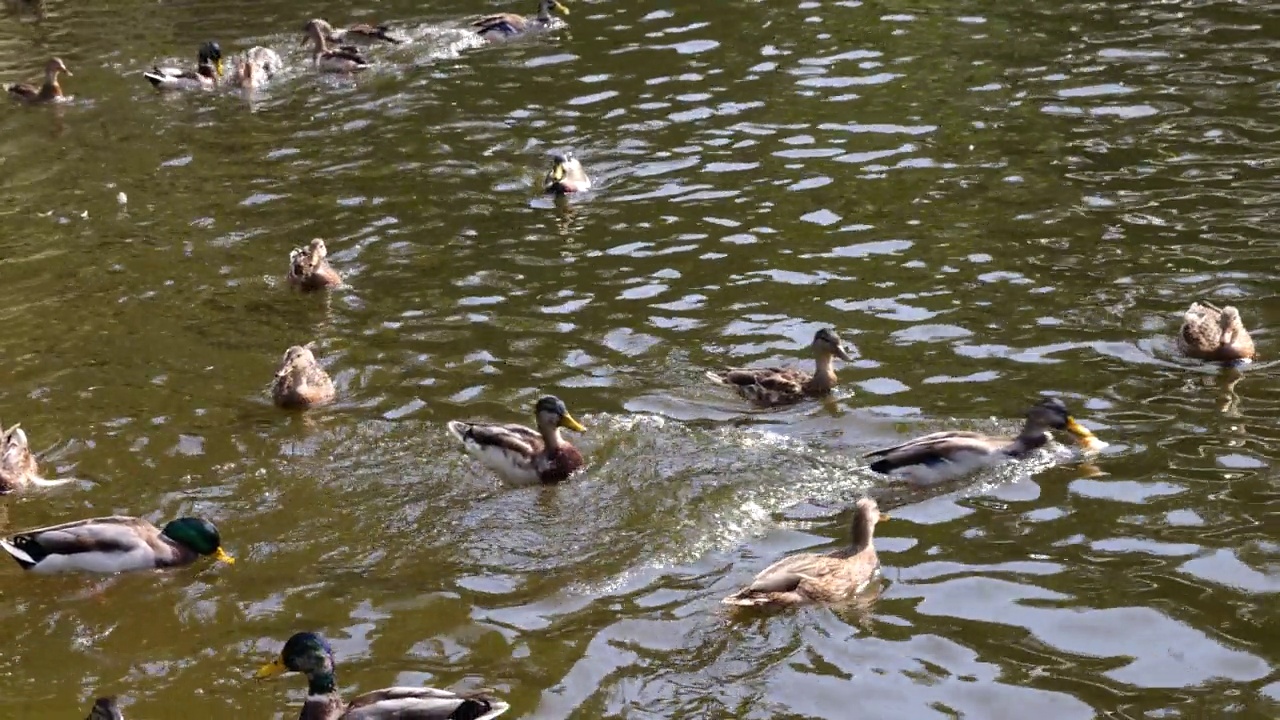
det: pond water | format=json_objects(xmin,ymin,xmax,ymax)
[{"xmin": 0, "ymin": 0, "xmax": 1277, "ymax": 717}]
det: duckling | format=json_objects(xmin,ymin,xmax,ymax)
[
  {"xmin": 544, "ymin": 152, "xmax": 591, "ymax": 195},
  {"xmin": 0, "ymin": 515, "xmax": 234, "ymax": 574},
  {"xmin": 446, "ymin": 395, "xmax": 586, "ymax": 485},
  {"xmin": 302, "ymin": 20, "xmax": 371, "ymax": 73},
  {"xmin": 0, "ymin": 423, "xmax": 38, "ymax": 493},
  {"xmin": 706, "ymin": 328, "xmax": 854, "ymax": 407},
  {"xmin": 272, "ymin": 344, "xmax": 336, "ymax": 409},
  {"xmin": 4, "ymin": 57, "xmax": 71, "ymax": 103},
  {"xmin": 231, "ymin": 47, "xmax": 283, "ymax": 89},
  {"xmin": 863, "ymin": 396, "xmax": 1107, "ymax": 485},
  {"xmin": 256, "ymin": 632, "xmax": 509, "ymax": 720},
  {"xmin": 87, "ymin": 697, "xmax": 124, "ymax": 720},
  {"xmin": 723, "ymin": 498, "xmax": 887, "ymax": 608},
  {"xmin": 1178, "ymin": 301, "xmax": 1256, "ymax": 365},
  {"xmin": 307, "ymin": 17, "xmax": 404, "ymax": 45},
  {"xmin": 144, "ymin": 41, "xmax": 224, "ymax": 90},
  {"xmin": 287, "ymin": 239, "xmax": 342, "ymax": 290},
  {"xmin": 472, "ymin": 0, "xmax": 570, "ymax": 39}
]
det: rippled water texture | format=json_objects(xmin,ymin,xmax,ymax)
[{"xmin": 0, "ymin": 0, "xmax": 1278, "ymax": 716}]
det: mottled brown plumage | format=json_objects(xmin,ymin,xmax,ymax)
[
  {"xmin": 1178, "ymin": 301, "xmax": 1255, "ymax": 364},
  {"xmin": 723, "ymin": 498, "xmax": 887, "ymax": 608},
  {"xmin": 0, "ymin": 423, "xmax": 38, "ymax": 493},
  {"xmin": 707, "ymin": 328, "xmax": 854, "ymax": 407},
  {"xmin": 272, "ymin": 344, "xmax": 336, "ymax": 409},
  {"xmin": 301, "ymin": 20, "xmax": 371, "ymax": 72},
  {"xmin": 472, "ymin": 0, "xmax": 569, "ymax": 39},
  {"xmin": 5, "ymin": 57, "xmax": 70, "ymax": 103},
  {"xmin": 288, "ymin": 239, "xmax": 343, "ymax": 290}
]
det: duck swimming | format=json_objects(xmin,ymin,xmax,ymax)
[
  {"xmin": 144, "ymin": 41, "xmax": 224, "ymax": 90},
  {"xmin": 0, "ymin": 515, "xmax": 233, "ymax": 574},
  {"xmin": 256, "ymin": 631, "xmax": 509, "ymax": 720},
  {"xmin": 272, "ymin": 344, "xmax": 336, "ymax": 409},
  {"xmin": 1178, "ymin": 301, "xmax": 1255, "ymax": 365},
  {"xmin": 287, "ymin": 239, "xmax": 342, "ymax": 290},
  {"xmin": 0, "ymin": 423, "xmax": 38, "ymax": 493},
  {"xmin": 544, "ymin": 152, "xmax": 591, "ymax": 195},
  {"xmin": 472, "ymin": 0, "xmax": 569, "ymax": 39},
  {"xmin": 723, "ymin": 498, "xmax": 887, "ymax": 608},
  {"xmin": 301, "ymin": 20, "xmax": 371, "ymax": 73},
  {"xmin": 706, "ymin": 328, "xmax": 854, "ymax": 407},
  {"xmin": 447, "ymin": 395, "xmax": 586, "ymax": 485},
  {"xmin": 863, "ymin": 396, "xmax": 1107, "ymax": 485},
  {"xmin": 5, "ymin": 57, "xmax": 71, "ymax": 103}
]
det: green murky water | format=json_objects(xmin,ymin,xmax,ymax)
[{"xmin": 0, "ymin": 0, "xmax": 1277, "ymax": 717}]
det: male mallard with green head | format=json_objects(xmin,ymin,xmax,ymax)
[
  {"xmin": 87, "ymin": 697, "xmax": 124, "ymax": 720},
  {"xmin": 256, "ymin": 632, "xmax": 510, "ymax": 720},
  {"xmin": 544, "ymin": 152, "xmax": 591, "ymax": 195},
  {"xmin": 0, "ymin": 515, "xmax": 234, "ymax": 574},
  {"xmin": 723, "ymin": 498, "xmax": 887, "ymax": 608},
  {"xmin": 473, "ymin": 0, "xmax": 569, "ymax": 39},
  {"xmin": 863, "ymin": 396, "xmax": 1107, "ymax": 485},
  {"xmin": 5, "ymin": 57, "xmax": 71, "ymax": 103},
  {"xmin": 1178, "ymin": 301, "xmax": 1255, "ymax": 365},
  {"xmin": 144, "ymin": 41, "xmax": 224, "ymax": 90},
  {"xmin": 272, "ymin": 344, "xmax": 336, "ymax": 409},
  {"xmin": 301, "ymin": 20, "xmax": 370, "ymax": 73},
  {"xmin": 288, "ymin": 239, "xmax": 342, "ymax": 290},
  {"xmin": 447, "ymin": 395, "xmax": 586, "ymax": 485},
  {"xmin": 707, "ymin": 328, "xmax": 855, "ymax": 407}
]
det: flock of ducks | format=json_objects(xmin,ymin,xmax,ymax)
[{"xmin": 0, "ymin": 0, "xmax": 1263, "ymax": 715}]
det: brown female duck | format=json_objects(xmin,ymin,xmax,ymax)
[
  {"xmin": 0, "ymin": 423, "xmax": 38, "ymax": 493},
  {"xmin": 706, "ymin": 328, "xmax": 854, "ymax": 407},
  {"xmin": 1178, "ymin": 301, "xmax": 1255, "ymax": 365},
  {"xmin": 306, "ymin": 17, "xmax": 403, "ymax": 46},
  {"xmin": 723, "ymin": 498, "xmax": 887, "ymax": 607},
  {"xmin": 287, "ymin": 239, "xmax": 342, "ymax": 290},
  {"xmin": 472, "ymin": 0, "xmax": 569, "ymax": 39},
  {"xmin": 5, "ymin": 57, "xmax": 71, "ymax": 103},
  {"xmin": 447, "ymin": 395, "xmax": 586, "ymax": 485},
  {"xmin": 301, "ymin": 20, "xmax": 371, "ymax": 73},
  {"xmin": 272, "ymin": 344, "xmax": 336, "ymax": 409}
]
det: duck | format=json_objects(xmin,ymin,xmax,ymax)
[
  {"xmin": 706, "ymin": 328, "xmax": 855, "ymax": 407},
  {"xmin": 1178, "ymin": 301, "xmax": 1255, "ymax": 365},
  {"xmin": 446, "ymin": 395, "xmax": 586, "ymax": 485},
  {"xmin": 302, "ymin": 20, "xmax": 371, "ymax": 73},
  {"xmin": 863, "ymin": 396, "xmax": 1107, "ymax": 485},
  {"xmin": 306, "ymin": 17, "xmax": 404, "ymax": 45},
  {"xmin": 544, "ymin": 152, "xmax": 591, "ymax": 195},
  {"xmin": 144, "ymin": 41, "xmax": 223, "ymax": 90},
  {"xmin": 0, "ymin": 515, "xmax": 234, "ymax": 574},
  {"xmin": 257, "ymin": 632, "xmax": 509, "ymax": 720},
  {"xmin": 723, "ymin": 497, "xmax": 887, "ymax": 608},
  {"xmin": 87, "ymin": 697, "xmax": 124, "ymax": 720},
  {"xmin": 287, "ymin": 239, "xmax": 342, "ymax": 290},
  {"xmin": 472, "ymin": 0, "xmax": 570, "ymax": 39},
  {"xmin": 0, "ymin": 422, "xmax": 38, "ymax": 493},
  {"xmin": 272, "ymin": 343, "xmax": 336, "ymax": 409},
  {"xmin": 5, "ymin": 57, "xmax": 71, "ymax": 104},
  {"xmin": 231, "ymin": 46, "xmax": 283, "ymax": 89}
]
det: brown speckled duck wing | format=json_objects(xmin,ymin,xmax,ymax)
[
  {"xmin": 5, "ymin": 82, "xmax": 40, "ymax": 100},
  {"xmin": 346, "ymin": 687, "xmax": 508, "ymax": 719},
  {"xmin": 863, "ymin": 431, "xmax": 1001, "ymax": 472},
  {"xmin": 345, "ymin": 23, "xmax": 403, "ymax": 43}
]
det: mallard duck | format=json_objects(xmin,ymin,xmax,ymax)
[
  {"xmin": 472, "ymin": 0, "xmax": 569, "ymax": 39},
  {"xmin": 231, "ymin": 46, "xmax": 283, "ymax": 89},
  {"xmin": 446, "ymin": 395, "xmax": 586, "ymax": 485},
  {"xmin": 87, "ymin": 697, "xmax": 123, "ymax": 720},
  {"xmin": 5, "ymin": 57, "xmax": 71, "ymax": 104},
  {"xmin": 306, "ymin": 17, "xmax": 404, "ymax": 45},
  {"xmin": 0, "ymin": 423, "xmax": 38, "ymax": 493},
  {"xmin": 1178, "ymin": 301, "xmax": 1255, "ymax": 365},
  {"xmin": 0, "ymin": 515, "xmax": 234, "ymax": 574},
  {"xmin": 302, "ymin": 20, "xmax": 371, "ymax": 73},
  {"xmin": 544, "ymin": 152, "xmax": 591, "ymax": 195},
  {"xmin": 144, "ymin": 41, "xmax": 223, "ymax": 90},
  {"xmin": 272, "ymin": 343, "xmax": 336, "ymax": 409},
  {"xmin": 256, "ymin": 632, "xmax": 510, "ymax": 720},
  {"xmin": 706, "ymin": 328, "xmax": 854, "ymax": 407},
  {"xmin": 287, "ymin": 239, "xmax": 342, "ymax": 290},
  {"xmin": 723, "ymin": 497, "xmax": 887, "ymax": 608},
  {"xmin": 863, "ymin": 396, "xmax": 1107, "ymax": 485}
]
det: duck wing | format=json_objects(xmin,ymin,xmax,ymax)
[
  {"xmin": 346, "ymin": 687, "xmax": 510, "ymax": 719},
  {"xmin": 863, "ymin": 431, "xmax": 1005, "ymax": 473},
  {"xmin": 473, "ymin": 13, "xmax": 528, "ymax": 36},
  {"xmin": 3, "ymin": 516, "xmax": 151, "ymax": 566}
]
